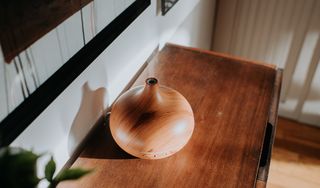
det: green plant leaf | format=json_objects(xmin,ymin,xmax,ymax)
[
  {"xmin": 53, "ymin": 168, "xmax": 92, "ymax": 183},
  {"xmin": 0, "ymin": 147, "xmax": 41, "ymax": 188},
  {"xmin": 45, "ymin": 156, "xmax": 56, "ymax": 182}
]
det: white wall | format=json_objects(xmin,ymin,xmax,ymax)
[
  {"xmin": 169, "ymin": 0, "xmax": 216, "ymax": 50},
  {"xmin": 10, "ymin": 0, "xmax": 215, "ymax": 181},
  {"xmin": 0, "ymin": 1, "xmax": 131, "ymax": 119}
]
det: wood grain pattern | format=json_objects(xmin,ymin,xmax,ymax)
[
  {"xmin": 268, "ymin": 117, "xmax": 320, "ymax": 188},
  {"xmin": 110, "ymin": 78, "xmax": 194, "ymax": 159},
  {"xmin": 274, "ymin": 117, "xmax": 320, "ymax": 158},
  {"xmin": 59, "ymin": 44, "xmax": 280, "ymax": 188},
  {"xmin": 0, "ymin": 0, "xmax": 92, "ymax": 63}
]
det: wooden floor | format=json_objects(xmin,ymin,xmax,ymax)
[{"xmin": 267, "ymin": 117, "xmax": 320, "ymax": 188}]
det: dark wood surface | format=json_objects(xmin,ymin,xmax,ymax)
[
  {"xmin": 59, "ymin": 44, "xmax": 281, "ymax": 188},
  {"xmin": 257, "ymin": 69, "xmax": 282, "ymax": 183},
  {"xmin": 0, "ymin": 0, "xmax": 92, "ymax": 63}
]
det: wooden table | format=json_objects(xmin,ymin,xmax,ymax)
[{"xmin": 60, "ymin": 44, "xmax": 282, "ymax": 188}]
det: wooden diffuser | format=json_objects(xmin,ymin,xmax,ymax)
[{"xmin": 110, "ymin": 78, "xmax": 194, "ymax": 159}]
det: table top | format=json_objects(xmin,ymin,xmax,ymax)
[{"xmin": 60, "ymin": 44, "xmax": 280, "ymax": 188}]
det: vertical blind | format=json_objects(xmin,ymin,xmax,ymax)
[{"xmin": 213, "ymin": 0, "xmax": 320, "ymax": 126}]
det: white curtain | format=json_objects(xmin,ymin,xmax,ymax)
[{"xmin": 212, "ymin": 0, "xmax": 320, "ymax": 127}]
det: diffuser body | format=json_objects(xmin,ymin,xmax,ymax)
[{"xmin": 110, "ymin": 78, "xmax": 194, "ymax": 159}]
